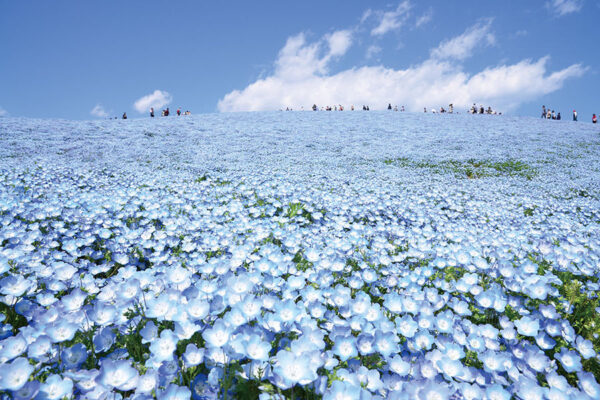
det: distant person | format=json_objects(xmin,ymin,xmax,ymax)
[
  {"xmin": 449, "ymin": 104, "xmax": 453, "ymax": 113},
  {"xmin": 573, "ymin": 110, "xmax": 577, "ymax": 121},
  {"xmin": 479, "ymin": 106, "xmax": 484, "ymax": 114},
  {"xmin": 593, "ymin": 114, "xmax": 598, "ymax": 124},
  {"xmin": 177, "ymin": 108, "xmax": 181, "ymax": 116},
  {"xmin": 312, "ymin": 104, "xmax": 317, "ymax": 111},
  {"xmin": 122, "ymin": 112, "xmax": 127, "ymax": 120},
  {"xmin": 351, "ymin": 105, "xmax": 354, "ymax": 111},
  {"xmin": 165, "ymin": 108, "xmax": 170, "ymax": 116},
  {"xmin": 388, "ymin": 103, "xmax": 392, "ymax": 110},
  {"xmin": 557, "ymin": 112, "xmax": 561, "ymax": 120},
  {"xmin": 150, "ymin": 107, "xmax": 154, "ymax": 118},
  {"xmin": 546, "ymin": 109, "xmax": 551, "ymax": 119},
  {"xmin": 424, "ymin": 107, "xmax": 427, "ymax": 113},
  {"xmin": 542, "ymin": 105, "xmax": 546, "ymax": 118},
  {"xmin": 551, "ymin": 110, "xmax": 556, "ymax": 120},
  {"xmin": 401, "ymin": 106, "xmax": 405, "ymax": 112},
  {"xmin": 393, "ymin": 105, "xmax": 398, "ymax": 111}
]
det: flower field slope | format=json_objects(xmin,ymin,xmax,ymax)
[{"xmin": 1, "ymin": 112, "xmax": 600, "ymax": 399}]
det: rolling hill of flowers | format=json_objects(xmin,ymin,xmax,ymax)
[{"xmin": 1, "ymin": 112, "xmax": 599, "ymax": 399}]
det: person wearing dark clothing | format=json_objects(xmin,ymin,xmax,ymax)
[
  {"xmin": 165, "ymin": 108, "xmax": 170, "ymax": 116},
  {"xmin": 150, "ymin": 107, "xmax": 154, "ymax": 118},
  {"xmin": 593, "ymin": 114, "xmax": 597, "ymax": 124},
  {"xmin": 557, "ymin": 113, "xmax": 561, "ymax": 120},
  {"xmin": 573, "ymin": 110, "xmax": 578, "ymax": 121},
  {"xmin": 542, "ymin": 105, "xmax": 546, "ymax": 118},
  {"xmin": 177, "ymin": 108, "xmax": 181, "ymax": 116},
  {"xmin": 312, "ymin": 104, "xmax": 317, "ymax": 111},
  {"xmin": 388, "ymin": 103, "xmax": 392, "ymax": 110},
  {"xmin": 122, "ymin": 112, "xmax": 127, "ymax": 120}
]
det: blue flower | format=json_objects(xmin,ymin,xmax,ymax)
[
  {"xmin": 555, "ymin": 348, "xmax": 582, "ymax": 373},
  {"xmin": 38, "ymin": 375, "xmax": 73, "ymax": 400},
  {"xmin": 0, "ymin": 357, "xmax": 34, "ymax": 391},
  {"xmin": 150, "ymin": 329, "xmax": 178, "ymax": 361},
  {"xmin": 514, "ymin": 316, "xmax": 540, "ymax": 337},
  {"xmin": 159, "ymin": 383, "xmax": 192, "ymax": 400},
  {"xmin": 46, "ymin": 320, "xmax": 79, "ymax": 343},
  {"xmin": 485, "ymin": 384, "xmax": 511, "ymax": 400},
  {"xmin": 97, "ymin": 359, "xmax": 139, "ymax": 391},
  {"xmin": 332, "ymin": 335, "xmax": 358, "ymax": 361},
  {"xmin": 577, "ymin": 371, "xmax": 600, "ymax": 398},
  {"xmin": 183, "ymin": 343, "xmax": 205, "ymax": 367},
  {"xmin": 61, "ymin": 343, "xmax": 87, "ymax": 370},
  {"xmin": 272, "ymin": 349, "xmax": 318, "ymax": 389},
  {"xmin": 575, "ymin": 336, "xmax": 595, "ymax": 359},
  {"xmin": 202, "ymin": 320, "xmax": 232, "ymax": 348},
  {"xmin": 323, "ymin": 380, "xmax": 361, "ymax": 400}
]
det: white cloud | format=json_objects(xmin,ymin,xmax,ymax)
[
  {"xmin": 547, "ymin": 0, "xmax": 583, "ymax": 16},
  {"xmin": 218, "ymin": 22, "xmax": 585, "ymax": 113},
  {"xmin": 0, "ymin": 106, "xmax": 7, "ymax": 117},
  {"xmin": 90, "ymin": 104, "xmax": 109, "ymax": 118},
  {"xmin": 366, "ymin": 45, "xmax": 382, "ymax": 59},
  {"xmin": 133, "ymin": 90, "xmax": 172, "ymax": 113},
  {"xmin": 430, "ymin": 21, "xmax": 495, "ymax": 61},
  {"xmin": 371, "ymin": 1, "xmax": 412, "ymax": 36},
  {"xmin": 415, "ymin": 9, "xmax": 433, "ymax": 28}
]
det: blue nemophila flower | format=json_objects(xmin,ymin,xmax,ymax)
[
  {"xmin": 159, "ymin": 383, "xmax": 192, "ymax": 400},
  {"xmin": 38, "ymin": 374, "xmax": 73, "ymax": 400},
  {"xmin": 97, "ymin": 359, "xmax": 139, "ymax": 391},
  {"xmin": 0, "ymin": 357, "xmax": 34, "ymax": 391},
  {"xmin": 190, "ymin": 373, "xmax": 219, "ymax": 400},
  {"xmin": 575, "ymin": 336, "xmax": 595, "ymax": 359},
  {"xmin": 46, "ymin": 320, "xmax": 79, "ymax": 343},
  {"xmin": 150, "ymin": 329, "xmax": 178, "ymax": 361},
  {"xmin": 203, "ymin": 320, "xmax": 232, "ymax": 348},
  {"xmin": 0, "ymin": 334, "xmax": 27, "ymax": 362},
  {"xmin": 555, "ymin": 348, "xmax": 582, "ymax": 373},
  {"xmin": 272, "ymin": 349, "xmax": 319, "ymax": 389},
  {"xmin": 12, "ymin": 381, "xmax": 40, "ymax": 400},
  {"xmin": 514, "ymin": 316, "xmax": 540, "ymax": 337},
  {"xmin": 485, "ymin": 383, "xmax": 511, "ymax": 400},
  {"xmin": 61, "ymin": 343, "xmax": 87, "ymax": 370},
  {"xmin": 183, "ymin": 343, "xmax": 205, "ymax": 367},
  {"xmin": 577, "ymin": 371, "xmax": 600, "ymax": 398},
  {"xmin": 94, "ymin": 326, "xmax": 116, "ymax": 353},
  {"xmin": 323, "ymin": 380, "xmax": 361, "ymax": 400},
  {"xmin": 332, "ymin": 335, "xmax": 358, "ymax": 361}
]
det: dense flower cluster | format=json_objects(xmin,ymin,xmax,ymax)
[{"xmin": 0, "ymin": 112, "xmax": 599, "ymax": 399}]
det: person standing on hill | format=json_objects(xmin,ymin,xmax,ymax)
[
  {"xmin": 388, "ymin": 103, "xmax": 392, "ymax": 110},
  {"xmin": 150, "ymin": 107, "xmax": 154, "ymax": 118},
  {"xmin": 122, "ymin": 112, "xmax": 127, "ymax": 120},
  {"xmin": 593, "ymin": 114, "xmax": 597, "ymax": 124},
  {"xmin": 573, "ymin": 110, "xmax": 578, "ymax": 121},
  {"xmin": 542, "ymin": 105, "xmax": 546, "ymax": 118},
  {"xmin": 177, "ymin": 108, "xmax": 181, "ymax": 116}
]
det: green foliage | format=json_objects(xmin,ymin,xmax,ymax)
[
  {"xmin": 384, "ymin": 157, "xmax": 537, "ymax": 179},
  {"xmin": 0, "ymin": 302, "xmax": 28, "ymax": 334}
]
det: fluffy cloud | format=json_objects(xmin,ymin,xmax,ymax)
[
  {"xmin": 430, "ymin": 21, "xmax": 495, "ymax": 61},
  {"xmin": 90, "ymin": 104, "xmax": 109, "ymax": 118},
  {"xmin": 218, "ymin": 22, "xmax": 585, "ymax": 113},
  {"xmin": 371, "ymin": 1, "xmax": 412, "ymax": 36},
  {"xmin": 547, "ymin": 0, "xmax": 583, "ymax": 16},
  {"xmin": 0, "ymin": 106, "xmax": 7, "ymax": 117},
  {"xmin": 133, "ymin": 90, "xmax": 172, "ymax": 114},
  {"xmin": 415, "ymin": 9, "xmax": 433, "ymax": 28}
]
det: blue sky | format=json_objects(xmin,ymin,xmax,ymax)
[{"xmin": 0, "ymin": 0, "xmax": 598, "ymax": 119}]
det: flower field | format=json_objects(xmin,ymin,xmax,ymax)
[{"xmin": 1, "ymin": 112, "xmax": 600, "ymax": 399}]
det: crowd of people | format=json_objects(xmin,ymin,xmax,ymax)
[
  {"xmin": 301, "ymin": 103, "xmax": 501, "ymax": 115},
  {"xmin": 542, "ymin": 106, "xmax": 597, "ymax": 123},
  {"xmin": 541, "ymin": 106, "xmax": 562, "ymax": 120},
  {"xmin": 149, "ymin": 107, "xmax": 191, "ymax": 118}
]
